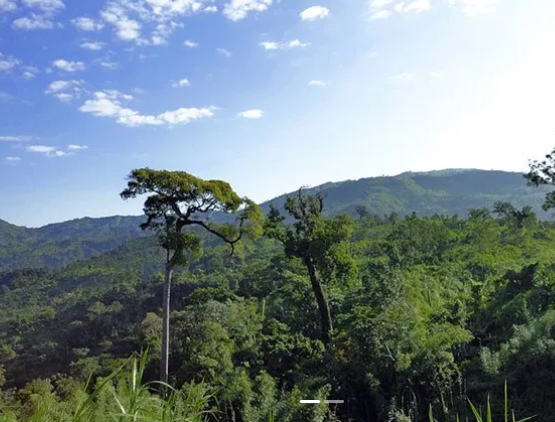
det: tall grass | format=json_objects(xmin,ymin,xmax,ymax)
[
  {"xmin": 1, "ymin": 358, "xmax": 535, "ymax": 422},
  {"xmin": 0, "ymin": 351, "xmax": 215, "ymax": 422},
  {"xmin": 428, "ymin": 382, "xmax": 535, "ymax": 422}
]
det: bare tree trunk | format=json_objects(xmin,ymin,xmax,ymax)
[
  {"xmin": 161, "ymin": 263, "xmax": 173, "ymax": 385},
  {"xmin": 305, "ymin": 257, "xmax": 333, "ymax": 347}
]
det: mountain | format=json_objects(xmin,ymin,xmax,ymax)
[
  {"xmin": 263, "ymin": 169, "xmax": 552, "ymax": 219},
  {"xmin": 0, "ymin": 216, "xmax": 148, "ymax": 270},
  {"xmin": 0, "ymin": 169, "xmax": 552, "ymax": 271}
]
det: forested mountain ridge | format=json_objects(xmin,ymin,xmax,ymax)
[
  {"xmin": 263, "ymin": 169, "xmax": 553, "ymax": 219},
  {"xmin": 0, "ymin": 216, "xmax": 147, "ymax": 270},
  {"xmin": 0, "ymin": 169, "xmax": 551, "ymax": 271}
]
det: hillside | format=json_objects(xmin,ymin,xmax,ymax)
[
  {"xmin": 0, "ymin": 169, "xmax": 552, "ymax": 271},
  {"xmin": 263, "ymin": 169, "xmax": 553, "ymax": 218}
]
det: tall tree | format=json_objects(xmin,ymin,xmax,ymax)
[
  {"xmin": 120, "ymin": 168, "xmax": 263, "ymax": 384},
  {"xmin": 526, "ymin": 148, "xmax": 555, "ymax": 211},
  {"xmin": 264, "ymin": 189, "xmax": 355, "ymax": 347}
]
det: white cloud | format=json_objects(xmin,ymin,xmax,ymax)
[
  {"xmin": 223, "ymin": 0, "xmax": 272, "ymax": 21},
  {"xmin": 71, "ymin": 17, "xmax": 104, "ymax": 31},
  {"xmin": 101, "ymin": 4, "xmax": 141, "ymax": 41},
  {"xmin": 394, "ymin": 0, "xmax": 431, "ymax": 13},
  {"xmin": 429, "ymin": 71, "xmax": 443, "ymax": 78},
  {"xmin": 288, "ymin": 39, "xmax": 310, "ymax": 48},
  {"xmin": 390, "ymin": 72, "xmax": 414, "ymax": 81},
  {"xmin": 0, "ymin": 135, "xmax": 32, "ymax": 141},
  {"xmin": 217, "ymin": 48, "xmax": 232, "ymax": 57},
  {"xmin": 67, "ymin": 144, "xmax": 88, "ymax": 150},
  {"xmin": 0, "ymin": 0, "xmax": 17, "ymax": 11},
  {"xmin": 21, "ymin": 0, "xmax": 64, "ymax": 14},
  {"xmin": 81, "ymin": 41, "xmax": 104, "ymax": 51},
  {"xmin": 204, "ymin": 5, "xmax": 217, "ymax": 12},
  {"xmin": 27, "ymin": 145, "xmax": 55, "ymax": 153},
  {"xmin": 259, "ymin": 40, "xmax": 311, "ymax": 51},
  {"xmin": 100, "ymin": 0, "xmax": 216, "ymax": 44},
  {"xmin": 183, "ymin": 40, "xmax": 198, "ymax": 48},
  {"xmin": 52, "ymin": 59, "xmax": 85, "ymax": 72},
  {"xmin": 0, "ymin": 54, "xmax": 20, "ymax": 72},
  {"xmin": 45, "ymin": 79, "xmax": 83, "ymax": 102},
  {"xmin": 238, "ymin": 109, "xmax": 263, "ymax": 119},
  {"xmin": 5, "ymin": 156, "xmax": 21, "ymax": 162},
  {"xmin": 369, "ymin": 0, "xmax": 393, "ymax": 8},
  {"xmin": 12, "ymin": 14, "xmax": 58, "ymax": 29},
  {"xmin": 300, "ymin": 6, "xmax": 329, "ymax": 21},
  {"xmin": 369, "ymin": 9, "xmax": 391, "ymax": 19},
  {"xmin": 26, "ymin": 145, "xmax": 68, "ymax": 157},
  {"xmin": 449, "ymin": 0, "xmax": 500, "ymax": 16},
  {"xmin": 79, "ymin": 90, "xmax": 215, "ymax": 127},
  {"xmin": 308, "ymin": 80, "xmax": 327, "ymax": 87},
  {"xmin": 99, "ymin": 60, "xmax": 118, "ymax": 69},
  {"xmin": 173, "ymin": 78, "xmax": 191, "ymax": 87},
  {"xmin": 259, "ymin": 41, "xmax": 279, "ymax": 50},
  {"xmin": 45, "ymin": 80, "xmax": 79, "ymax": 93},
  {"xmin": 12, "ymin": 0, "xmax": 64, "ymax": 30},
  {"xmin": 22, "ymin": 66, "xmax": 39, "ymax": 79}
]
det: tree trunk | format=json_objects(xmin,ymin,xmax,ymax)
[
  {"xmin": 161, "ymin": 263, "xmax": 173, "ymax": 385},
  {"xmin": 305, "ymin": 257, "xmax": 333, "ymax": 347}
]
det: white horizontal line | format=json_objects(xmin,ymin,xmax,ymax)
[
  {"xmin": 324, "ymin": 400, "xmax": 344, "ymax": 404},
  {"xmin": 300, "ymin": 400, "xmax": 320, "ymax": 403}
]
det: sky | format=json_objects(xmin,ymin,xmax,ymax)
[{"xmin": 1, "ymin": 0, "xmax": 555, "ymax": 227}]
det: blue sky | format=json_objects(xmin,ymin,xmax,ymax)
[{"xmin": 1, "ymin": 0, "xmax": 555, "ymax": 227}]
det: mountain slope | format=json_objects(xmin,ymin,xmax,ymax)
[
  {"xmin": 0, "ymin": 169, "xmax": 552, "ymax": 271},
  {"xmin": 263, "ymin": 169, "xmax": 552, "ymax": 219}
]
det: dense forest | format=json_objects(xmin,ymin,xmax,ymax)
[{"xmin": 2, "ymin": 163, "xmax": 555, "ymax": 422}]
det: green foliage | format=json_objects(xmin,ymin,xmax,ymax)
[{"xmin": 3, "ymin": 190, "xmax": 555, "ymax": 421}]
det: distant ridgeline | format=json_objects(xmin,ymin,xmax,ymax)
[{"xmin": 0, "ymin": 169, "xmax": 552, "ymax": 270}]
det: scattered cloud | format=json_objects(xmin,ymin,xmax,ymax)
[
  {"xmin": 223, "ymin": 0, "xmax": 272, "ymax": 21},
  {"xmin": 390, "ymin": 72, "xmax": 414, "ymax": 81},
  {"xmin": 259, "ymin": 40, "xmax": 310, "ymax": 50},
  {"xmin": 45, "ymin": 79, "xmax": 83, "ymax": 102},
  {"xmin": 0, "ymin": 52, "xmax": 20, "ymax": 72},
  {"xmin": 81, "ymin": 41, "xmax": 104, "ymax": 51},
  {"xmin": 172, "ymin": 78, "xmax": 191, "ymax": 87},
  {"xmin": 26, "ymin": 145, "xmax": 68, "ymax": 157},
  {"xmin": 13, "ymin": 14, "xmax": 59, "ymax": 29},
  {"xmin": 79, "ymin": 90, "xmax": 215, "ymax": 127},
  {"xmin": 203, "ymin": 5, "xmax": 217, "ymax": 12},
  {"xmin": 22, "ymin": 66, "xmax": 39, "ymax": 79},
  {"xmin": 5, "ymin": 156, "xmax": 21, "ymax": 162},
  {"xmin": 449, "ymin": 0, "xmax": 501, "ymax": 16},
  {"xmin": 394, "ymin": 0, "xmax": 431, "ymax": 13},
  {"xmin": 67, "ymin": 144, "xmax": 88, "ymax": 150},
  {"xmin": 217, "ymin": 48, "xmax": 232, "ymax": 57},
  {"xmin": 369, "ymin": 9, "xmax": 391, "ymax": 19},
  {"xmin": 367, "ymin": 0, "xmax": 430, "ymax": 20},
  {"xmin": 238, "ymin": 109, "xmax": 263, "ymax": 119},
  {"xmin": 369, "ymin": 0, "xmax": 394, "ymax": 8},
  {"xmin": 288, "ymin": 39, "xmax": 310, "ymax": 48},
  {"xmin": 52, "ymin": 59, "xmax": 85, "ymax": 72},
  {"xmin": 308, "ymin": 80, "xmax": 327, "ymax": 87},
  {"xmin": 98, "ymin": 60, "xmax": 118, "ymax": 69},
  {"xmin": 12, "ymin": 0, "xmax": 65, "ymax": 30},
  {"xmin": 99, "ymin": 0, "xmax": 216, "ymax": 45},
  {"xmin": 183, "ymin": 40, "xmax": 198, "ymax": 48},
  {"xmin": 21, "ymin": 0, "xmax": 65, "ymax": 14},
  {"xmin": 71, "ymin": 17, "xmax": 104, "ymax": 31},
  {"xmin": 0, "ymin": 0, "xmax": 17, "ymax": 11},
  {"xmin": 300, "ymin": 6, "xmax": 329, "ymax": 21},
  {"xmin": 0, "ymin": 135, "xmax": 32, "ymax": 142},
  {"xmin": 259, "ymin": 41, "xmax": 279, "ymax": 50}
]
